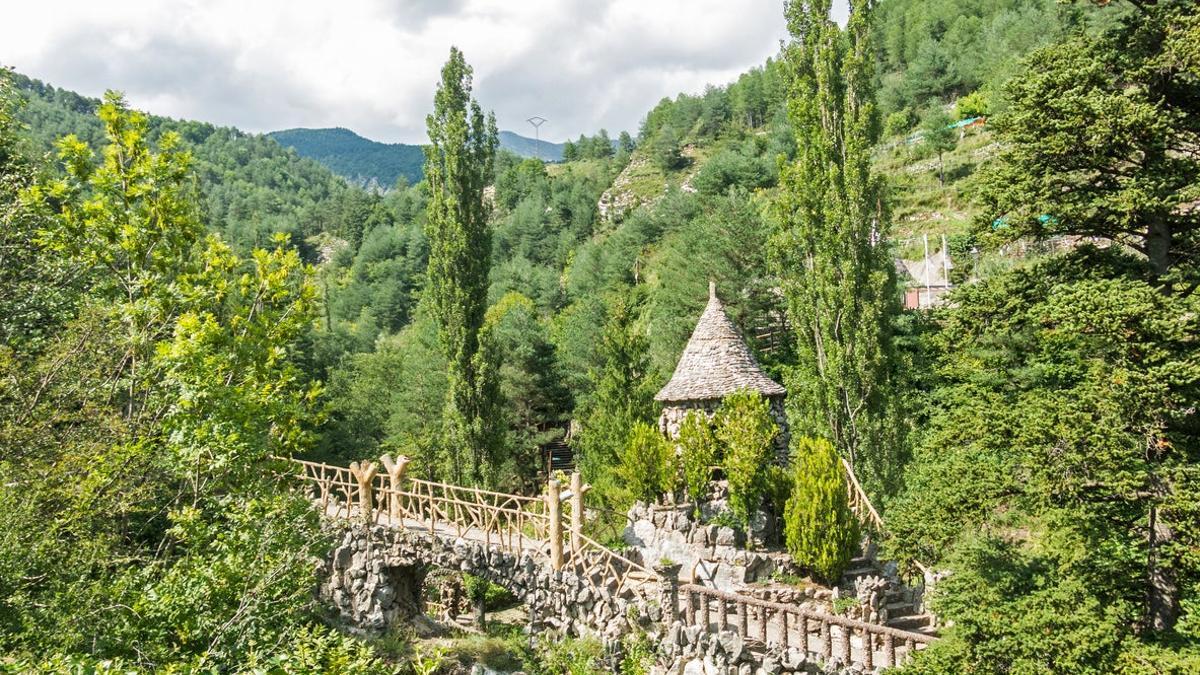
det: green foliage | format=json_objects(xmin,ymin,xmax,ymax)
[
  {"xmin": 573, "ymin": 294, "xmax": 656, "ymax": 509},
  {"xmin": 644, "ymin": 192, "xmax": 791, "ymax": 381},
  {"xmin": 269, "ymin": 126, "xmax": 425, "ymax": 189},
  {"xmin": 882, "ymin": 109, "xmax": 916, "ymax": 138},
  {"xmin": 519, "ymin": 634, "xmax": 606, "ymax": 675},
  {"xmin": 773, "ymin": 1, "xmax": 905, "ymax": 500},
  {"xmin": 0, "ymin": 89, "xmax": 329, "ymax": 670},
  {"xmin": 954, "ymin": 89, "xmax": 989, "ymax": 119},
  {"xmin": 619, "ymin": 421, "xmax": 674, "ymax": 505},
  {"xmin": 423, "ymin": 48, "xmax": 502, "ymax": 485},
  {"xmin": 889, "ymin": 246, "xmax": 1200, "ymax": 670},
  {"xmin": 919, "ymin": 105, "xmax": 957, "ymax": 184},
  {"xmin": 679, "ymin": 410, "xmax": 717, "ymax": 511},
  {"xmin": 619, "ymin": 632, "xmax": 656, "ymax": 675},
  {"xmin": 871, "ymin": 0, "xmax": 1122, "ymax": 117},
  {"xmin": 715, "ymin": 389, "xmax": 778, "ymax": 539},
  {"xmin": 784, "ymin": 437, "xmax": 859, "ymax": 584},
  {"xmin": 649, "ymin": 125, "xmax": 685, "ymax": 172},
  {"xmin": 975, "ymin": 4, "xmax": 1200, "ymax": 288}
]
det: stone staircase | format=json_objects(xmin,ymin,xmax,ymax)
[{"xmin": 840, "ymin": 554, "xmax": 938, "ymax": 636}]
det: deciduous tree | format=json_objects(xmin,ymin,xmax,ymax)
[
  {"xmin": 772, "ymin": 0, "xmax": 904, "ymax": 498},
  {"xmin": 423, "ymin": 47, "xmax": 501, "ymax": 485}
]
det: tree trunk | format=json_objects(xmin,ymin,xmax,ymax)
[
  {"xmin": 1145, "ymin": 503, "xmax": 1179, "ymax": 632},
  {"xmin": 1146, "ymin": 218, "xmax": 1172, "ymax": 283},
  {"xmin": 473, "ymin": 594, "xmax": 486, "ymax": 631}
]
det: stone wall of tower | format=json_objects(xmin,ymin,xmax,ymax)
[{"xmin": 658, "ymin": 395, "xmax": 790, "ymax": 464}]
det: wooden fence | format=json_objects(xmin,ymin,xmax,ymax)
[
  {"xmin": 676, "ymin": 584, "xmax": 934, "ymax": 670},
  {"xmin": 842, "ymin": 458, "xmax": 884, "ymax": 534},
  {"xmin": 286, "ymin": 456, "xmax": 661, "ymax": 603}
]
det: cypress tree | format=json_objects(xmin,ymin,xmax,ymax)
[
  {"xmin": 784, "ymin": 436, "xmax": 859, "ymax": 583},
  {"xmin": 424, "ymin": 48, "xmax": 500, "ymax": 485},
  {"xmin": 772, "ymin": 0, "xmax": 903, "ymax": 498}
]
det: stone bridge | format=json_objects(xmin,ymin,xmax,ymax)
[{"xmin": 284, "ymin": 456, "xmax": 935, "ymax": 673}]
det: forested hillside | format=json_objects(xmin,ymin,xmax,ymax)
[
  {"xmin": 269, "ymin": 127, "xmax": 426, "ymax": 190},
  {"xmin": 267, "ymin": 128, "xmax": 570, "ymax": 189},
  {"xmin": 1, "ymin": 0, "xmax": 1197, "ymax": 671}
]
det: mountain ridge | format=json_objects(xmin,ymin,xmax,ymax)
[{"xmin": 268, "ymin": 127, "xmax": 568, "ymax": 189}]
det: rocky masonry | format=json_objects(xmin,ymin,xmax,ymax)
[{"xmin": 319, "ymin": 522, "xmax": 665, "ymax": 642}]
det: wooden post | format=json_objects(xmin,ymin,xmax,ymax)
[
  {"xmin": 883, "ymin": 632, "xmax": 894, "ymax": 668},
  {"xmin": 546, "ymin": 478, "xmax": 563, "ymax": 570},
  {"xmin": 380, "ymin": 454, "xmax": 410, "ymax": 521},
  {"xmin": 685, "ymin": 590, "xmax": 696, "ymax": 624},
  {"xmin": 569, "ymin": 471, "xmax": 588, "ymax": 558},
  {"xmin": 840, "ymin": 625, "xmax": 851, "ymax": 666},
  {"xmin": 738, "ymin": 600, "xmax": 747, "ymax": 636},
  {"xmin": 349, "ymin": 460, "xmax": 379, "ymax": 521},
  {"xmin": 781, "ymin": 610, "xmax": 789, "ymax": 650}
]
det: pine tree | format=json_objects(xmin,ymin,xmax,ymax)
[
  {"xmin": 784, "ymin": 436, "xmax": 859, "ymax": 583},
  {"xmin": 423, "ymin": 48, "xmax": 500, "ymax": 485},
  {"xmin": 771, "ymin": 0, "xmax": 903, "ymax": 498},
  {"xmin": 573, "ymin": 294, "xmax": 656, "ymax": 508}
]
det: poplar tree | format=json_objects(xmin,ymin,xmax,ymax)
[
  {"xmin": 424, "ymin": 48, "xmax": 500, "ymax": 485},
  {"xmin": 772, "ymin": 0, "xmax": 903, "ymax": 498}
]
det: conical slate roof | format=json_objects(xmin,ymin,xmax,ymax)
[{"xmin": 655, "ymin": 282, "xmax": 786, "ymax": 402}]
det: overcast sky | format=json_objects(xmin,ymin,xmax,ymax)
[{"xmin": 1, "ymin": 0, "xmax": 849, "ymax": 144}]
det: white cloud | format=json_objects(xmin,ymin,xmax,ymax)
[{"xmin": 1, "ymin": 0, "xmax": 848, "ymax": 143}]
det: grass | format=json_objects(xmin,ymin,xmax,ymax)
[{"xmin": 875, "ymin": 127, "xmax": 997, "ymax": 247}]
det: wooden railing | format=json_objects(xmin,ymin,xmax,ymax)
[
  {"xmin": 842, "ymin": 458, "xmax": 884, "ymax": 534},
  {"xmin": 678, "ymin": 584, "xmax": 934, "ymax": 670},
  {"xmin": 289, "ymin": 456, "xmax": 550, "ymax": 556},
  {"xmin": 284, "ymin": 456, "xmax": 660, "ymax": 600}
]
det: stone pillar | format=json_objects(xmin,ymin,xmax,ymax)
[{"xmin": 655, "ymin": 562, "xmax": 683, "ymax": 625}]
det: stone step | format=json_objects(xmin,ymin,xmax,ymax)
[
  {"xmin": 885, "ymin": 600, "xmax": 919, "ymax": 618},
  {"xmin": 841, "ymin": 566, "xmax": 878, "ymax": 579},
  {"xmin": 888, "ymin": 614, "xmax": 935, "ymax": 632}
]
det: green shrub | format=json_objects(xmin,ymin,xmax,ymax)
[
  {"xmin": 520, "ymin": 635, "xmax": 606, "ymax": 675},
  {"xmin": 618, "ymin": 421, "xmax": 673, "ymax": 504},
  {"xmin": 679, "ymin": 410, "xmax": 717, "ymax": 513},
  {"xmin": 715, "ymin": 389, "xmax": 778, "ymax": 542},
  {"xmin": 784, "ymin": 437, "xmax": 859, "ymax": 583},
  {"xmin": 883, "ymin": 109, "xmax": 916, "ymax": 138},
  {"xmin": 955, "ymin": 89, "xmax": 990, "ymax": 119}
]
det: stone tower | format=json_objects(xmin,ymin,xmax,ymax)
[{"xmin": 655, "ymin": 281, "xmax": 789, "ymax": 461}]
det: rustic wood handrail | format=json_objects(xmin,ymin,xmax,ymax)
[
  {"xmin": 679, "ymin": 583, "xmax": 933, "ymax": 669},
  {"xmin": 842, "ymin": 458, "xmax": 884, "ymax": 533}
]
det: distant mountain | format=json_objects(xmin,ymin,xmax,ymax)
[
  {"xmin": 268, "ymin": 127, "xmax": 425, "ymax": 190},
  {"xmin": 267, "ymin": 127, "xmax": 570, "ymax": 190},
  {"xmin": 498, "ymin": 130, "xmax": 565, "ymax": 162}
]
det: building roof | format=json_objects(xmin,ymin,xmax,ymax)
[{"xmin": 654, "ymin": 281, "xmax": 786, "ymax": 402}]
